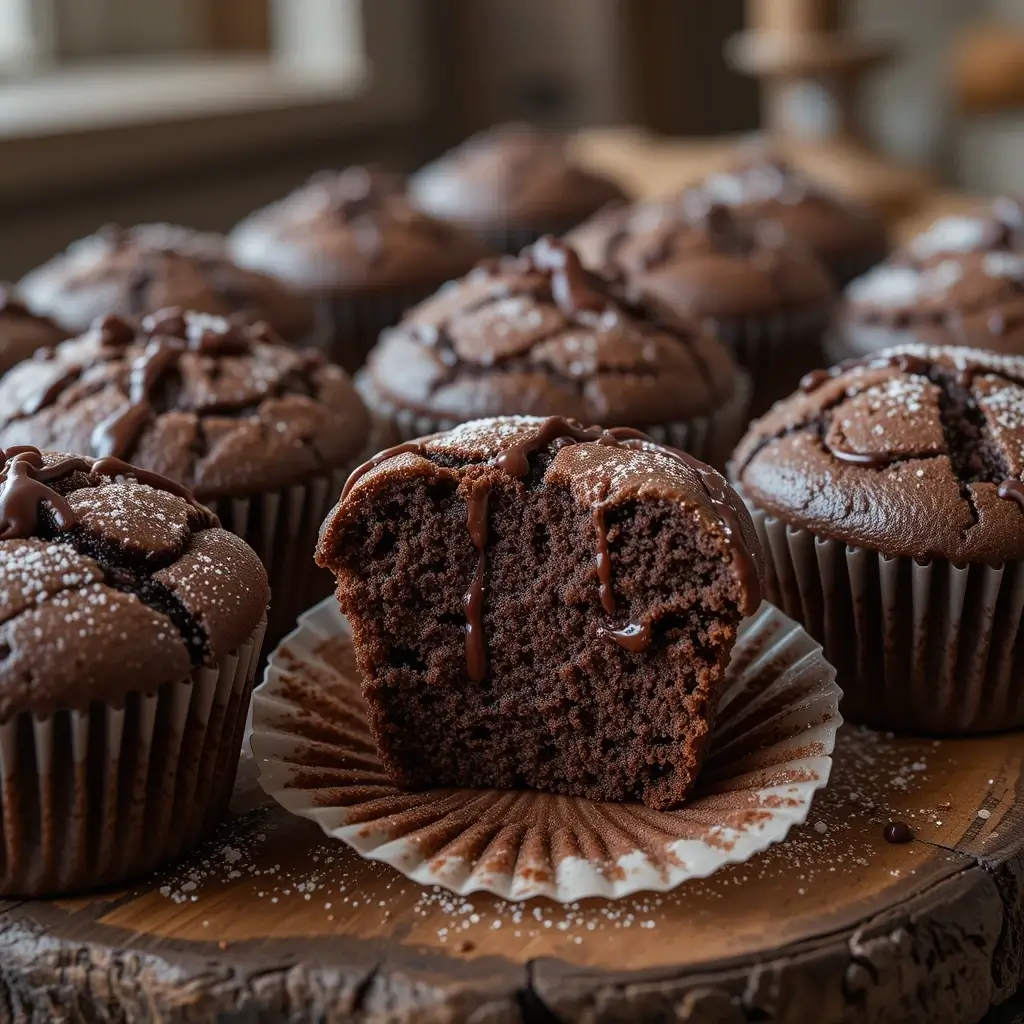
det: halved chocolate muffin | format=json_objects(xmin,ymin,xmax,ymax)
[
  {"xmin": 19, "ymin": 224, "xmax": 317, "ymax": 345},
  {"xmin": 0, "ymin": 446, "xmax": 268, "ymax": 894},
  {"xmin": 731, "ymin": 344, "xmax": 1024, "ymax": 734},
  {"xmin": 317, "ymin": 415, "xmax": 762, "ymax": 810},
  {"xmin": 359, "ymin": 237, "xmax": 749, "ymax": 469},
  {"xmin": 0, "ymin": 309, "xmax": 372, "ymax": 645},
  {"xmin": 569, "ymin": 198, "xmax": 834, "ymax": 414}
]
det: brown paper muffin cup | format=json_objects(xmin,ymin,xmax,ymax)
[
  {"xmin": 252, "ymin": 599, "xmax": 840, "ymax": 902},
  {"xmin": 355, "ymin": 369, "xmax": 753, "ymax": 471},
  {"xmin": 316, "ymin": 285, "xmax": 455, "ymax": 374},
  {"xmin": 0, "ymin": 616, "xmax": 267, "ymax": 896},
  {"xmin": 748, "ymin": 505, "xmax": 1024, "ymax": 735},
  {"xmin": 712, "ymin": 301, "xmax": 833, "ymax": 416}
]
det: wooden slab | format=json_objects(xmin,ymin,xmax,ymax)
[{"xmin": 0, "ymin": 724, "xmax": 1019, "ymax": 1023}]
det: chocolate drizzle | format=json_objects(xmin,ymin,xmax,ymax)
[
  {"xmin": 998, "ymin": 479, "xmax": 1024, "ymax": 509},
  {"xmin": 599, "ymin": 621, "xmax": 652, "ymax": 654},
  {"xmin": 528, "ymin": 237, "xmax": 607, "ymax": 316},
  {"xmin": 464, "ymin": 481, "xmax": 491, "ymax": 682},
  {"xmin": 340, "ymin": 442, "xmax": 432, "ymax": 502},
  {"xmin": 87, "ymin": 313, "xmax": 255, "ymax": 460},
  {"xmin": 0, "ymin": 445, "xmax": 215, "ymax": 540},
  {"xmin": 593, "ymin": 505, "xmax": 616, "ymax": 614}
]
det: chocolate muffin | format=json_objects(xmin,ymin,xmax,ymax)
[
  {"xmin": 359, "ymin": 237, "xmax": 749, "ymax": 469},
  {"xmin": 317, "ymin": 416, "xmax": 762, "ymax": 810},
  {"xmin": 688, "ymin": 154, "xmax": 889, "ymax": 285},
  {"xmin": 0, "ymin": 286, "xmax": 68, "ymax": 375},
  {"xmin": 896, "ymin": 197, "xmax": 1024, "ymax": 267},
  {"xmin": 731, "ymin": 344, "xmax": 1024, "ymax": 734},
  {"xmin": 0, "ymin": 446, "xmax": 268, "ymax": 894},
  {"xmin": 0, "ymin": 308, "xmax": 372, "ymax": 645},
  {"xmin": 19, "ymin": 224, "xmax": 316, "ymax": 345},
  {"xmin": 229, "ymin": 167, "xmax": 488, "ymax": 372},
  {"xmin": 569, "ymin": 198, "xmax": 835, "ymax": 414},
  {"xmin": 410, "ymin": 123, "xmax": 629, "ymax": 254},
  {"xmin": 830, "ymin": 249, "xmax": 1024, "ymax": 363}
]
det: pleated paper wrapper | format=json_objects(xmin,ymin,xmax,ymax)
[{"xmin": 251, "ymin": 599, "xmax": 841, "ymax": 903}]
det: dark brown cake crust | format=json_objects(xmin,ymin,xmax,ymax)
[
  {"xmin": 731, "ymin": 344, "xmax": 1024, "ymax": 564},
  {"xmin": 568, "ymin": 196, "xmax": 835, "ymax": 321},
  {"xmin": 317, "ymin": 415, "xmax": 762, "ymax": 811},
  {"xmin": 18, "ymin": 224, "xmax": 316, "ymax": 343},
  {"xmin": 0, "ymin": 446, "xmax": 268, "ymax": 719},
  {"xmin": 0, "ymin": 286, "xmax": 69, "ymax": 376},
  {"xmin": 0, "ymin": 309, "xmax": 371, "ymax": 500},
  {"xmin": 410, "ymin": 123, "xmax": 628, "ymax": 231},
  {"xmin": 360, "ymin": 237, "xmax": 741, "ymax": 429},
  {"xmin": 684, "ymin": 154, "xmax": 889, "ymax": 282},
  {"xmin": 228, "ymin": 167, "xmax": 489, "ymax": 295}
]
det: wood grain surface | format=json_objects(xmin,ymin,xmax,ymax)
[{"xmin": 0, "ymin": 720, "xmax": 1019, "ymax": 1023}]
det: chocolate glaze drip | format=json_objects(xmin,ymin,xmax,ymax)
[
  {"xmin": 528, "ymin": 237, "xmax": 607, "ymax": 317},
  {"xmin": 0, "ymin": 445, "xmax": 215, "ymax": 541},
  {"xmin": 0, "ymin": 449, "xmax": 79, "ymax": 539},
  {"xmin": 599, "ymin": 620, "xmax": 653, "ymax": 654},
  {"xmin": 23, "ymin": 365, "xmax": 82, "ymax": 416},
  {"xmin": 464, "ymin": 481, "xmax": 491, "ymax": 682},
  {"xmin": 340, "ymin": 441, "xmax": 432, "ymax": 502},
  {"xmin": 593, "ymin": 505, "xmax": 616, "ymax": 614},
  {"xmin": 88, "ymin": 314, "xmax": 255, "ymax": 460},
  {"xmin": 799, "ymin": 368, "xmax": 835, "ymax": 394},
  {"xmin": 998, "ymin": 479, "xmax": 1024, "ymax": 509}
]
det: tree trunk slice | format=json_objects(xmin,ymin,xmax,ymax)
[{"xmin": 0, "ymin": 726, "xmax": 1020, "ymax": 1023}]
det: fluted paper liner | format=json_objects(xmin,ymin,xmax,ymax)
[
  {"xmin": 251, "ymin": 598, "xmax": 841, "ymax": 902},
  {"xmin": 749, "ymin": 506, "xmax": 1024, "ymax": 734},
  {"xmin": 713, "ymin": 302, "xmax": 832, "ymax": 414},
  {"xmin": 0, "ymin": 616, "xmax": 267, "ymax": 896},
  {"xmin": 357, "ymin": 370, "xmax": 753, "ymax": 472}
]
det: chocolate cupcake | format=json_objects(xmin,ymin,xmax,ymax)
[
  {"xmin": 0, "ymin": 286, "xmax": 68, "ymax": 375},
  {"xmin": 0, "ymin": 309, "xmax": 372, "ymax": 645},
  {"xmin": 0, "ymin": 446, "xmax": 268, "ymax": 894},
  {"xmin": 229, "ymin": 167, "xmax": 488, "ymax": 373},
  {"xmin": 688, "ymin": 154, "xmax": 889, "ymax": 285},
  {"xmin": 410, "ymin": 123, "xmax": 629, "ymax": 254},
  {"xmin": 731, "ymin": 344, "xmax": 1024, "ymax": 735},
  {"xmin": 896, "ymin": 197, "xmax": 1024, "ymax": 267},
  {"xmin": 830, "ymin": 249, "xmax": 1024, "ymax": 364},
  {"xmin": 359, "ymin": 238, "xmax": 749, "ymax": 469},
  {"xmin": 570, "ymin": 199, "xmax": 835, "ymax": 414},
  {"xmin": 19, "ymin": 224, "xmax": 316, "ymax": 346},
  {"xmin": 317, "ymin": 415, "xmax": 762, "ymax": 810}
]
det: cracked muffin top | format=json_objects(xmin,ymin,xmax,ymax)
[
  {"xmin": 410, "ymin": 123, "xmax": 628, "ymax": 230},
  {"xmin": 0, "ymin": 308, "xmax": 371, "ymax": 500},
  {"xmin": 731, "ymin": 345, "xmax": 1024, "ymax": 563},
  {"xmin": 836, "ymin": 249, "xmax": 1024, "ymax": 360},
  {"xmin": 0, "ymin": 287, "xmax": 69, "ymax": 376},
  {"xmin": 360, "ymin": 237, "xmax": 740, "ymax": 428},
  {"xmin": 229, "ymin": 166, "xmax": 489, "ymax": 293},
  {"xmin": 568, "ymin": 197, "xmax": 834, "ymax": 321},
  {"xmin": 682, "ymin": 154, "xmax": 888, "ymax": 275},
  {"xmin": 19, "ymin": 224, "xmax": 316, "ymax": 343},
  {"xmin": 0, "ymin": 446, "xmax": 268, "ymax": 718}
]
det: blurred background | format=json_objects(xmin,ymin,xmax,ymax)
[{"xmin": 0, "ymin": 0, "xmax": 1022, "ymax": 279}]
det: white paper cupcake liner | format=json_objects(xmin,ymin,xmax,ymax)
[
  {"xmin": 356, "ymin": 369, "xmax": 753, "ymax": 471},
  {"xmin": 749, "ymin": 506, "xmax": 1024, "ymax": 734},
  {"xmin": 0, "ymin": 616, "xmax": 267, "ymax": 896},
  {"xmin": 251, "ymin": 598, "xmax": 841, "ymax": 903}
]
